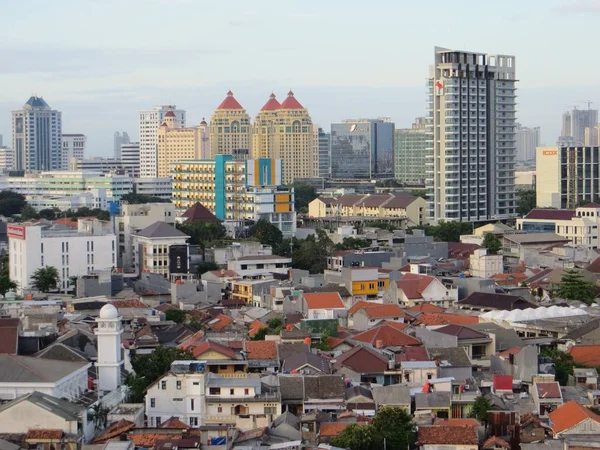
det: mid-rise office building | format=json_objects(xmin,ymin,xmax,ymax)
[
  {"xmin": 12, "ymin": 96, "xmax": 62, "ymax": 171},
  {"xmin": 8, "ymin": 219, "xmax": 116, "ymax": 295},
  {"xmin": 516, "ymin": 124, "xmax": 540, "ymax": 162},
  {"xmin": 133, "ymin": 177, "xmax": 172, "ymax": 200},
  {"xmin": 426, "ymin": 47, "xmax": 517, "ymax": 222},
  {"xmin": 209, "ymin": 92, "xmax": 252, "ymax": 159},
  {"xmin": 331, "ymin": 118, "xmax": 394, "ymax": 180},
  {"xmin": 585, "ymin": 125, "xmax": 600, "ymax": 146},
  {"xmin": 75, "ymin": 158, "xmax": 124, "ymax": 173},
  {"xmin": 139, "ymin": 105, "xmax": 185, "ymax": 178},
  {"xmin": 394, "ymin": 117, "xmax": 427, "ymax": 184},
  {"xmin": 62, "ymin": 134, "xmax": 86, "ymax": 170},
  {"xmin": 560, "ymin": 108, "xmax": 598, "ymax": 146},
  {"xmin": 0, "ymin": 146, "xmax": 13, "ymax": 172},
  {"xmin": 536, "ymin": 146, "xmax": 600, "ymax": 209},
  {"xmin": 113, "ymin": 131, "xmax": 130, "ymax": 159},
  {"xmin": 313, "ymin": 125, "xmax": 331, "ymax": 178},
  {"xmin": 120, "ymin": 142, "xmax": 140, "ymax": 176},
  {"xmin": 171, "ymin": 156, "xmax": 296, "ymax": 235},
  {"xmin": 157, "ymin": 109, "xmax": 203, "ymax": 178}
]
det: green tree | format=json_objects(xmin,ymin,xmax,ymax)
[
  {"xmin": 292, "ymin": 183, "xmax": 318, "ymax": 213},
  {"xmin": 469, "ymin": 396, "xmax": 493, "ymax": 422},
  {"xmin": 196, "ymin": 261, "xmax": 220, "ymax": 276},
  {"xmin": 541, "ymin": 348, "xmax": 576, "ymax": 386},
  {"xmin": 121, "ymin": 193, "xmax": 171, "ymax": 204},
  {"xmin": 411, "ymin": 189, "xmax": 428, "ymax": 199},
  {"xmin": 30, "ymin": 266, "xmax": 60, "ymax": 292},
  {"xmin": 517, "ymin": 188, "xmax": 536, "ymax": 216},
  {"xmin": 371, "ymin": 406, "xmax": 416, "ymax": 450},
  {"xmin": 292, "ymin": 230, "xmax": 334, "ymax": 273},
  {"xmin": 363, "ymin": 220, "xmax": 396, "ymax": 232},
  {"xmin": 251, "ymin": 317, "xmax": 283, "ymax": 341},
  {"xmin": 128, "ymin": 346, "xmax": 194, "ymax": 402},
  {"xmin": 335, "ymin": 237, "xmax": 371, "ymax": 251},
  {"xmin": 426, "ymin": 220, "xmax": 473, "ymax": 242},
  {"xmin": 0, "ymin": 191, "xmax": 27, "ymax": 217},
  {"xmin": 250, "ymin": 219, "xmax": 283, "ymax": 249},
  {"xmin": 556, "ymin": 269, "xmax": 597, "ymax": 304},
  {"xmin": 165, "ymin": 309, "xmax": 186, "ymax": 323},
  {"xmin": 0, "ymin": 256, "xmax": 17, "ymax": 296},
  {"xmin": 178, "ymin": 222, "xmax": 227, "ymax": 256},
  {"xmin": 38, "ymin": 208, "xmax": 57, "ymax": 220},
  {"xmin": 331, "ymin": 424, "xmax": 380, "ymax": 450},
  {"xmin": 482, "ymin": 233, "xmax": 502, "ymax": 255},
  {"xmin": 20, "ymin": 204, "xmax": 39, "ymax": 220}
]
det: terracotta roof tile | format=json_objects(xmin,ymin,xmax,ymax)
[
  {"xmin": 435, "ymin": 418, "xmax": 481, "ymax": 426},
  {"xmin": 216, "ymin": 91, "xmax": 244, "ymax": 110},
  {"xmin": 326, "ymin": 336, "xmax": 345, "ymax": 349},
  {"xmin": 208, "ymin": 269, "xmax": 239, "ymax": 278},
  {"xmin": 413, "ymin": 313, "xmax": 479, "ymax": 326},
  {"xmin": 360, "ymin": 304, "xmax": 405, "ymax": 319},
  {"xmin": 333, "ymin": 345, "xmax": 389, "ymax": 373},
  {"xmin": 536, "ymin": 382, "xmax": 562, "ymax": 399},
  {"xmin": 395, "ymin": 346, "xmax": 429, "ymax": 363},
  {"xmin": 378, "ymin": 320, "xmax": 409, "ymax": 331},
  {"xmin": 181, "ymin": 202, "xmax": 220, "ymax": 223},
  {"xmin": 159, "ymin": 416, "xmax": 190, "ymax": 429},
  {"xmin": 245, "ymin": 340, "xmax": 277, "ymax": 360},
  {"xmin": 26, "ymin": 430, "xmax": 64, "ymax": 440},
  {"xmin": 483, "ymin": 436, "xmax": 511, "ymax": 449},
  {"xmin": 497, "ymin": 347, "xmax": 521, "ymax": 358},
  {"xmin": 303, "ymin": 292, "xmax": 345, "ymax": 310},
  {"xmin": 248, "ymin": 320, "xmax": 267, "ymax": 338},
  {"xmin": 352, "ymin": 324, "xmax": 421, "ymax": 347},
  {"xmin": 408, "ymin": 303, "xmax": 445, "ymax": 313},
  {"xmin": 208, "ymin": 314, "xmax": 233, "ymax": 331},
  {"xmin": 549, "ymin": 400, "xmax": 600, "ymax": 434},
  {"xmin": 348, "ymin": 301, "xmax": 374, "ymax": 315},
  {"xmin": 319, "ymin": 422, "xmax": 368, "ymax": 437},
  {"xmin": 417, "ymin": 425, "xmax": 479, "ymax": 445},
  {"xmin": 395, "ymin": 274, "xmax": 436, "ymax": 299},
  {"xmin": 568, "ymin": 345, "xmax": 600, "ymax": 367},
  {"xmin": 92, "ymin": 419, "xmax": 135, "ymax": 443},
  {"xmin": 128, "ymin": 434, "xmax": 181, "ymax": 447},
  {"xmin": 180, "ymin": 339, "xmax": 236, "ymax": 359},
  {"xmin": 525, "ymin": 209, "xmax": 576, "ymax": 220},
  {"xmin": 110, "ymin": 299, "xmax": 147, "ymax": 309}
]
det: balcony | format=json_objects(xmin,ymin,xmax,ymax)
[
  {"xmin": 204, "ymin": 415, "xmax": 236, "ymax": 424},
  {"xmin": 206, "ymin": 393, "xmax": 281, "ymax": 403}
]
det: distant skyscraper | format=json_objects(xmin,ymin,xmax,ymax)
[
  {"xmin": 62, "ymin": 134, "xmax": 86, "ymax": 169},
  {"xmin": 12, "ymin": 96, "xmax": 62, "ymax": 171},
  {"xmin": 121, "ymin": 142, "xmax": 140, "ymax": 177},
  {"xmin": 156, "ymin": 109, "xmax": 203, "ymax": 178},
  {"xmin": 210, "ymin": 91, "xmax": 252, "ymax": 159},
  {"xmin": 0, "ymin": 146, "xmax": 13, "ymax": 172},
  {"xmin": 585, "ymin": 125, "xmax": 600, "ymax": 146},
  {"xmin": 560, "ymin": 108, "xmax": 598, "ymax": 146},
  {"xmin": 394, "ymin": 117, "xmax": 427, "ymax": 183},
  {"xmin": 516, "ymin": 124, "xmax": 540, "ymax": 162},
  {"xmin": 139, "ymin": 106, "xmax": 185, "ymax": 177},
  {"xmin": 114, "ymin": 131, "xmax": 130, "ymax": 159},
  {"xmin": 313, "ymin": 125, "xmax": 331, "ymax": 178},
  {"xmin": 330, "ymin": 118, "xmax": 394, "ymax": 179},
  {"xmin": 0, "ymin": 134, "xmax": 3, "ymax": 147},
  {"xmin": 427, "ymin": 47, "xmax": 517, "ymax": 222}
]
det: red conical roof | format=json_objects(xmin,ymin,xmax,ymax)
[
  {"xmin": 260, "ymin": 93, "xmax": 281, "ymax": 111},
  {"xmin": 280, "ymin": 90, "xmax": 304, "ymax": 109},
  {"xmin": 217, "ymin": 91, "xmax": 244, "ymax": 110},
  {"xmin": 164, "ymin": 109, "xmax": 176, "ymax": 118}
]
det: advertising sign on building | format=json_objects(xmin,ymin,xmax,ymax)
[
  {"xmin": 7, "ymin": 225, "xmax": 26, "ymax": 240},
  {"xmin": 169, "ymin": 245, "xmax": 188, "ymax": 274}
]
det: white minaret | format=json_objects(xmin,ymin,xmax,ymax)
[{"xmin": 95, "ymin": 304, "xmax": 124, "ymax": 392}]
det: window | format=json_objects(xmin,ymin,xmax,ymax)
[
  {"xmin": 193, "ymin": 382, "xmax": 200, "ymax": 385},
  {"xmin": 230, "ymin": 389, "xmax": 235, "ymax": 395},
  {"xmin": 209, "ymin": 387, "xmax": 221, "ymax": 395},
  {"xmin": 217, "ymin": 406, "xmax": 223, "ymax": 413},
  {"xmin": 264, "ymin": 406, "xmax": 277, "ymax": 414},
  {"xmin": 244, "ymin": 388, "xmax": 249, "ymax": 395},
  {"xmin": 155, "ymin": 416, "xmax": 161, "ymax": 426},
  {"xmin": 40, "ymin": 243, "xmax": 43, "ymax": 253},
  {"xmin": 190, "ymin": 399, "xmax": 194, "ymax": 410},
  {"xmin": 161, "ymin": 381, "xmax": 167, "ymax": 390},
  {"xmin": 150, "ymin": 398, "xmax": 155, "ymax": 408},
  {"xmin": 189, "ymin": 417, "xmax": 198, "ymax": 426},
  {"xmin": 176, "ymin": 380, "xmax": 181, "ymax": 390}
]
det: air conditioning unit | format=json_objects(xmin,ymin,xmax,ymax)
[{"xmin": 464, "ymin": 384, "xmax": 471, "ymax": 390}]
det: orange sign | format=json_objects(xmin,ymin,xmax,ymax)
[{"xmin": 543, "ymin": 150, "xmax": 557, "ymax": 156}]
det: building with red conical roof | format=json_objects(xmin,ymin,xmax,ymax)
[
  {"xmin": 209, "ymin": 91, "xmax": 252, "ymax": 159},
  {"xmin": 253, "ymin": 94, "xmax": 281, "ymax": 159}
]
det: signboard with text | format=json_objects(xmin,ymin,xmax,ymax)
[{"xmin": 7, "ymin": 225, "xmax": 26, "ymax": 240}]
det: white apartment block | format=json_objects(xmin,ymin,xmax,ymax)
[
  {"xmin": 426, "ymin": 47, "xmax": 517, "ymax": 222},
  {"xmin": 62, "ymin": 134, "xmax": 86, "ymax": 170},
  {"xmin": 145, "ymin": 361, "xmax": 206, "ymax": 428},
  {"xmin": 0, "ymin": 146, "xmax": 13, "ymax": 172},
  {"xmin": 75, "ymin": 158, "xmax": 123, "ymax": 173},
  {"xmin": 115, "ymin": 203, "xmax": 177, "ymax": 271},
  {"xmin": 121, "ymin": 142, "xmax": 140, "ymax": 176},
  {"xmin": 8, "ymin": 219, "xmax": 116, "ymax": 295},
  {"xmin": 133, "ymin": 177, "xmax": 172, "ymax": 200},
  {"xmin": 139, "ymin": 106, "xmax": 185, "ymax": 178},
  {"xmin": 12, "ymin": 96, "xmax": 62, "ymax": 171},
  {"xmin": 227, "ymin": 255, "xmax": 292, "ymax": 278}
]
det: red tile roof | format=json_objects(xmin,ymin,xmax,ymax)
[
  {"xmin": 245, "ymin": 340, "xmax": 277, "ymax": 360},
  {"xmin": 413, "ymin": 313, "xmax": 479, "ymax": 326},
  {"xmin": 568, "ymin": 345, "xmax": 600, "ymax": 367},
  {"xmin": 0, "ymin": 318, "xmax": 19, "ymax": 355},
  {"xmin": 497, "ymin": 347, "xmax": 521, "ymax": 358},
  {"xmin": 395, "ymin": 346, "xmax": 429, "ymax": 363},
  {"xmin": 154, "ymin": 303, "xmax": 178, "ymax": 313},
  {"xmin": 110, "ymin": 299, "xmax": 147, "ymax": 308},
  {"xmin": 128, "ymin": 434, "xmax": 181, "ymax": 447},
  {"xmin": 260, "ymin": 93, "xmax": 281, "ymax": 111},
  {"xmin": 360, "ymin": 304, "xmax": 404, "ymax": 319},
  {"xmin": 207, "ymin": 269, "xmax": 239, "ymax": 278},
  {"xmin": 525, "ymin": 209, "xmax": 576, "ymax": 220},
  {"xmin": 208, "ymin": 314, "xmax": 233, "ymax": 331},
  {"xmin": 26, "ymin": 430, "xmax": 64, "ymax": 440},
  {"xmin": 303, "ymin": 292, "xmax": 345, "ymax": 310},
  {"xmin": 352, "ymin": 323, "xmax": 421, "ymax": 347},
  {"xmin": 348, "ymin": 301, "xmax": 374, "ymax": 315},
  {"xmin": 378, "ymin": 320, "xmax": 409, "ymax": 331},
  {"xmin": 217, "ymin": 91, "xmax": 244, "ymax": 110},
  {"xmin": 549, "ymin": 400, "xmax": 600, "ymax": 434},
  {"xmin": 279, "ymin": 90, "xmax": 304, "ymax": 109},
  {"xmin": 164, "ymin": 109, "xmax": 176, "ymax": 118},
  {"xmin": 435, "ymin": 418, "xmax": 481, "ymax": 427},
  {"xmin": 92, "ymin": 419, "xmax": 136, "ymax": 443},
  {"xmin": 395, "ymin": 274, "xmax": 436, "ymax": 299},
  {"xmin": 181, "ymin": 339, "xmax": 236, "ymax": 359},
  {"xmin": 180, "ymin": 202, "xmax": 220, "ymax": 223},
  {"xmin": 333, "ymin": 345, "xmax": 389, "ymax": 373},
  {"xmin": 491, "ymin": 272, "xmax": 528, "ymax": 286},
  {"xmin": 319, "ymin": 422, "xmax": 368, "ymax": 437},
  {"xmin": 418, "ymin": 425, "xmax": 479, "ymax": 445},
  {"xmin": 159, "ymin": 416, "xmax": 190, "ymax": 429},
  {"xmin": 248, "ymin": 320, "xmax": 267, "ymax": 338},
  {"xmin": 483, "ymin": 436, "xmax": 511, "ymax": 449},
  {"xmin": 408, "ymin": 303, "xmax": 445, "ymax": 313},
  {"xmin": 493, "ymin": 375, "xmax": 513, "ymax": 391},
  {"xmin": 326, "ymin": 336, "xmax": 346, "ymax": 349},
  {"xmin": 536, "ymin": 382, "xmax": 562, "ymax": 399}
]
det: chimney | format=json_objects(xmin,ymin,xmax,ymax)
[{"xmin": 375, "ymin": 339, "xmax": 383, "ymax": 349}]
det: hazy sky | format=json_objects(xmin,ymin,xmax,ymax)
[{"xmin": 1, "ymin": 0, "xmax": 599, "ymax": 156}]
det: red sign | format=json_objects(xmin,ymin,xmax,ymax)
[{"xmin": 7, "ymin": 225, "xmax": 26, "ymax": 240}]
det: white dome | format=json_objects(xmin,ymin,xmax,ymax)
[{"xmin": 99, "ymin": 304, "xmax": 119, "ymax": 319}]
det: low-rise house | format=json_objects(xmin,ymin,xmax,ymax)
[
  {"xmin": 414, "ymin": 392, "xmax": 452, "ymax": 419},
  {"xmin": 572, "ymin": 368, "xmax": 598, "ymax": 389},
  {"xmin": 270, "ymin": 410, "xmax": 302, "ymax": 441},
  {"xmin": 469, "ymin": 248, "xmax": 503, "ymax": 279},
  {"xmin": 533, "ymin": 381, "xmax": 563, "ymax": 416},
  {"xmin": 384, "ymin": 274, "xmax": 457, "ymax": 308},
  {"xmin": 244, "ymin": 340, "xmax": 279, "ymax": 373},
  {"xmin": 519, "ymin": 412, "xmax": 548, "ymax": 443},
  {"xmin": 482, "ymin": 436, "xmax": 510, "ymax": 450},
  {"xmin": 548, "ymin": 400, "xmax": 600, "ymax": 437},
  {"xmin": 345, "ymin": 385, "xmax": 376, "ymax": 416},
  {"xmin": 371, "ymin": 384, "xmax": 411, "ymax": 412},
  {"xmin": 434, "ymin": 325, "xmax": 494, "ymax": 365},
  {"xmin": 456, "ymin": 292, "xmax": 537, "ymax": 312},
  {"xmin": 350, "ymin": 304, "xmax": 406, "ymax": 331},
  {"xmin": 351, "ymin": 323, "xmax": 420, "ymax": 348},
  {"xmin": 227, "ymin": 255, "xmax": 291, "ymax": 278},
  {"xmin": 300, "ymin": 292, "xmax": 346, "ymax": 320},
  {"xmin": 337, "ymin": 267, "xmax": 389, "ymax": 302},
  {"xmin": 279, "ymin": 375, "xmax": 345, "ymax": 416},
  {"xmin": 427, "ymin": 347, "xmax": 472, "ymax": 381},
  {"xmin": 400, "ymin": 361, "xmax": 438, "ymax": 385},
  {"xmin": 282, "ymin": 352, "xmax": 330, "ymax": 375},
  {"xmin": 332, "ymin": 346, "xmax": 394, "ymax": 385},
  {"xmin": 417, "ymin": 424, "xmax": 479, "ymax": 450}
]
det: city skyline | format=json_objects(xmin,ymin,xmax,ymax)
[{"xmin": 0, "ymin": 0, "xmax": 598, "ymax": 156}]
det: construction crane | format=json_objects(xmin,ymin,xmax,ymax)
[{"xmin": 577, "ymin": 100, "xmax": 595, "ymax": 110}]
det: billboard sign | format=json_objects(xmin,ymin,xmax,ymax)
[
  {"xmin": 7, "ymin": 225, "xmax": 26, "ymax": 240},
  {"xmin": 169, "ymin": 245, "xmax": 188, "ymax": 274}
]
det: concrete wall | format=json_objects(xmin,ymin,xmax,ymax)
[
  {"xmin": 414, "ymin": 328, "xmax": 458, "ymax": 348},
  {"xmin": 0, "ymin": 400, "xmax": 78, "ymax": 434}
]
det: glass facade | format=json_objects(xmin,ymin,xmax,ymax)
[{"xmin": 330, "ymin": 119, "xmax": 394, "ymax": 179}]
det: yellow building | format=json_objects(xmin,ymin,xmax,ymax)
[
  {"xmin": 252, "ymin": 93, "xmax": 281, "ymax": 159},
  {"xmin": 209, "ymin": 91, "xmax": 252, "ymax": 159},
  {"xmin": 156, "ymin": 109, "xmax": 203, "ymax": 177}
]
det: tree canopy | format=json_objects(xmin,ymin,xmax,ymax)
[
  {"xmin": 121, "ymin": 193, "xmax": 170, "ymax": 204},
  {"xmin": 165, "ymin": 309, "xmax": 186, "ymax": 323},
  {"xmin": 335, "ymin": 237, "xmax": 371, "ymax": 251},
  {"xmin": 541, "ymin": 348, "xmax": 576, "ymax": 386},
  {"xmin": 249, "ymin": 219, "xmax": 284, "ymax": 249},
  {"xmin": 331, "ymin": 406, "xmax": 415, "ymax": 450},
  {"xmin": 482, "ymin": 233, "xmax": 502, "ymax": 255},
  {"xmin": 556, "ymin": 269, "xmax": 597, "ymax": 304},
  {"xmin": 517, "ymin": 188, "xmax": 536, "ymax": 216},
  {"xmin": 0, "ymin": 190, "xmax": 26, "ymax": 217},
  {"xmin": 292, "ymin": 183, "xmax": 318, "ymax": 213},
  {"xmin": 469, "ymin": 396, "xmax": 493, "ymax": 422},
  {"xmin": 127, "ymin": 345, "xmax": 194, "ymax": 402},
  {"xmin": 0, "ymin": 256, "xmax": 17, "ymax": 296},
  {"xmin": 423, "ymin": 220, "xmax": 473, "ymax": 242},
  {"xmin": 30, "ymin": 266, "xmax": 60, "ymax": 292},
  {"xmin": 177, "ymin": 221, "xmax": 227, "ymax": 257}
]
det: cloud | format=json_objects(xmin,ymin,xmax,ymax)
[{"xmin": 553, "ymin": 0, "xmax": 600, "ymax": 13}]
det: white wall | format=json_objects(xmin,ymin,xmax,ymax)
[{"xmin": 0, "ymin": 400, "xmax": 78, "ymax": 434}]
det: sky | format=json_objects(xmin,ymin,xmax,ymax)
[{"xmin": 1, "ymin": 0, "xmax": 599, "ymax": 156}]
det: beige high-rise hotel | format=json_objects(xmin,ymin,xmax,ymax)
[
  {"xmin": 156, "ymin": 109, "xmax": 203, "ymax": 178},
  {"xmin": 209, "ymin": 91, "xmax": 252, "ymax": 159}
]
